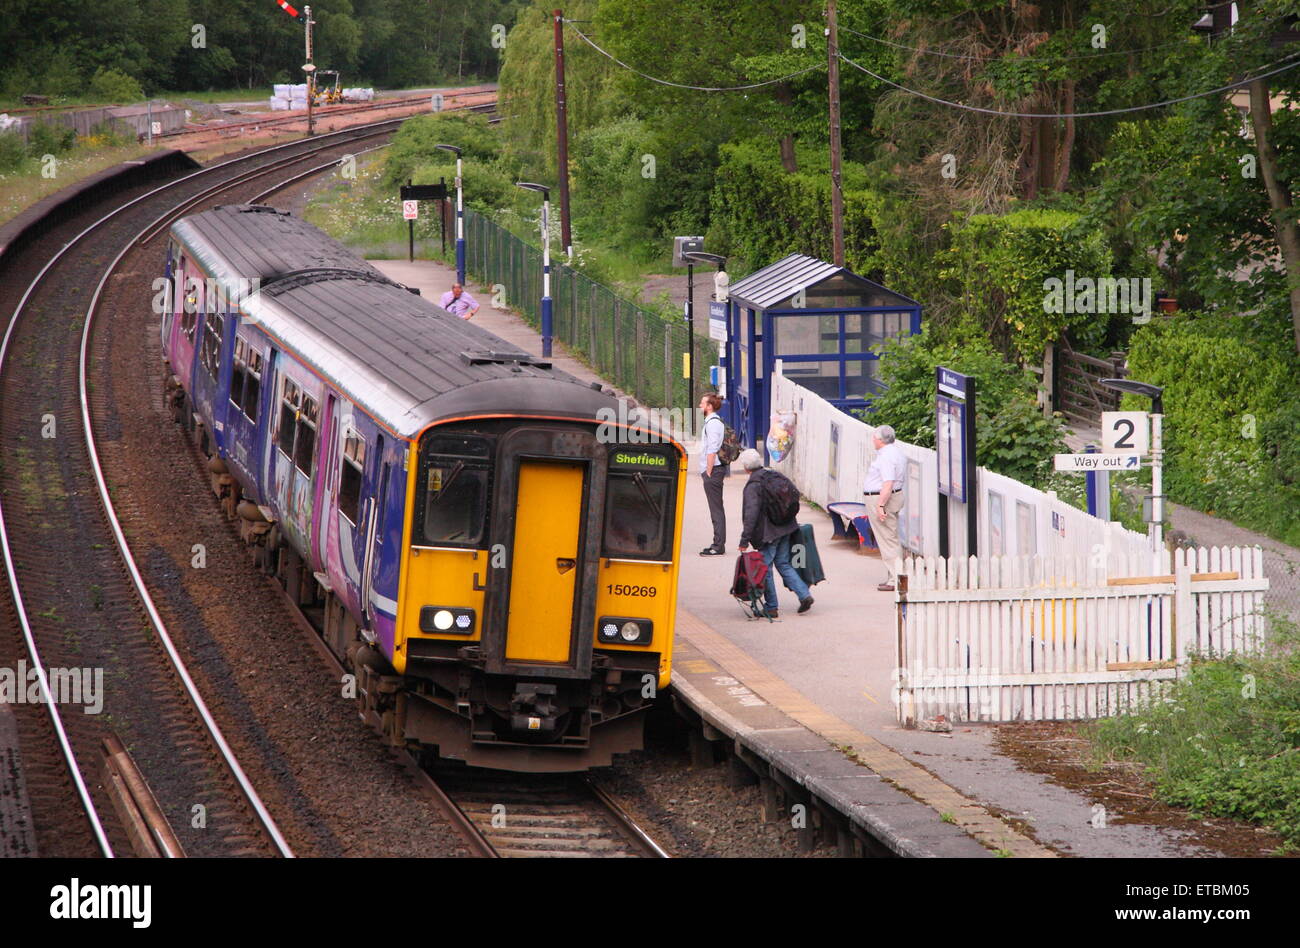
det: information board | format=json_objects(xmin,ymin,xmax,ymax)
[{"xmin": 936, "ymin": 393, "xmax": 968, "ymax": 502}]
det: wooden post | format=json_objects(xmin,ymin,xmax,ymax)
[
  {"xmin": 826, "ymin": 0, "xmax": 845, "ymax": 266},
  {"xmin": 553, "ymin": 10, "xmax": 573, "ymax": 258},
  {"xmin": 1041, "ymin": 343, "xmax": 1055, "ymax": 417}
]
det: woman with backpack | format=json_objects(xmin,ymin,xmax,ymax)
[{"xmin": 735, "ymin": 449, "xmax": 814, "ymax": 619}]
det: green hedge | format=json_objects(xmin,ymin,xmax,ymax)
[
  {"xmin": 1125, "ymin": 314, "xmax": 1300, "ymax": 545},
  {"xmin": 707, "ymin": 139, "xmax": 881, "ymax": 274},
  {"xmin": 938, "ymin": 208, "xmax": 1112, "ymax": 364}
]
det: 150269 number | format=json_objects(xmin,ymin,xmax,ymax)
[{"xmin": 607, "ymin": 584, "xmax": 657, "ymax": 597}]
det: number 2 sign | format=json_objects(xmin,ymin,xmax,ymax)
[{"xmin": 1101, "ymin": 410, "xmax": 1149, "ymax": 455}]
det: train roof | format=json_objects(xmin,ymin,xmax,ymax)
[{"xmin": 170, "ymin": 204, "xmax": 642, "ymax": 441}]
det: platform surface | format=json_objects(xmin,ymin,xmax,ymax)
[{"xmin": 375, "ymin": 257, "xmax": 1212, "ymax": 858}]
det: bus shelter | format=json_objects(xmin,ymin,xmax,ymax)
[{"xmin": 720, "ymin": 253, "xmax": 921, "ymax": 448}]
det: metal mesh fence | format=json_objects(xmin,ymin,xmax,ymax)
[{"xmin": 462, "ymin": 207, "xmax": 710, "ymax": 414}]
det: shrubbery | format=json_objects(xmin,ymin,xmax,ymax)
[
  {"xmin": 708, "ymin": 139, "xmax": 881, "ymax": 275},
  {"xmin": 863, "ymin": 328, "xmax": 1068, "ymax": 488},
  {"xmin": 1125, "ymin": 314, "xmax": 1300, "ymax": 545},
  {"xmin": 1092, "ymin": 619, "xmax": 1300, "ymax": 847},
  {"xmin": 938, "ymin": 207, "xmax": 1112, "ymax": 364}
]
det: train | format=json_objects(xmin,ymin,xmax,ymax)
[{"xmin": 159, "ymin": 204, "xmax": 685, "ymax": 771}]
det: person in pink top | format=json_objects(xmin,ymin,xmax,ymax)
[{"xmin": 439, "ymin": 283, "xmax": 479, "ymax": 319}]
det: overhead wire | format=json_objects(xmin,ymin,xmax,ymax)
[
  {"xmin": 837, "ymin": 21, "xmax": 1249, "ymax": 63},
  {"xmin": 563, "ymin": 19, "xmax": 823, "ymax": 91},
  {"xmin": 837, "ymin": 48, "xmax": 1300, "ymax": 119}
]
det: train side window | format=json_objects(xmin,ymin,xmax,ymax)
[
  {"xmin": 294, "ymin": 396, "xmax": 318, "ymax": 475},
  {"xmin": 339, "ymin": 431, "xmax": 365, "ymax": 524},
  {"xmin": 242, "ymin": 347, "xmax": 263, "ymax": 420},
  {"xmin": 277, "ymin": 378, "xmax": 300, "ymax": 457},
  {"xmin": 199, "ymin": 314, "xmax": 223, "ymax": 380},
  {"xmin": 230, "ymin": 338, "xmax": 247, "ymax": 411}
]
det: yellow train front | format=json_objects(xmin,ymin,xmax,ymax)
[{"xmin": 373, "ymin": 419, "xmax": 685, "ymax": 772}]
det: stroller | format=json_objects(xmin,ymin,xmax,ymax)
[{"xmin": 730, "ymin": 551, "xmax": 773, "ymax": 620}]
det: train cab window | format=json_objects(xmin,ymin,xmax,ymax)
[
  {"xmin": 602, "ymin": 448, "xmax": 675, "ymax": 559},
  {"xmin": 339, "ymin": 431, "xmax": 366, "ymax": 524},
  {"xmin": 417, "ymin": 434, "xmax": 491, "ymax": 548}
]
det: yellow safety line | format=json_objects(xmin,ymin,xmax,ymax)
[{"xmin": 676, "ymin": 609, "xmax": 1055, "ymax": 858}]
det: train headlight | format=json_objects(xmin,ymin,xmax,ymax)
[
  {"xmin": 597, "ymin": 616, "xmax": 652, "ymax": 645},
  {"xmin": 419, "ymin": 606, "xmax": 476, "ymax": 635}
]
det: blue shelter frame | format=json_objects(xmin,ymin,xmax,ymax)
[{"xmin": 720, "ymin": 253, "xmax": 921, "ymax": 448}]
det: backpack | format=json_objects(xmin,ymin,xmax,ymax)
[
  {"xmin": 759, "ymin": 470, "xmax": 801, "ymax": 525},
  {"xmin": 707, "ymin": 415, "xmax": 741, "ymax": 465}
]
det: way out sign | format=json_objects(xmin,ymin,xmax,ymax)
[
  {"xmin": 402, "ymin": 200, "xmax": 419, "ymax": 220},
  {"xmin": 1054, "ymin": 453, "xmax": 1142, "ymax": 472}
]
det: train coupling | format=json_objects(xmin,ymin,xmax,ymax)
[{"xmin": 509, "ymin": 683, "xmax": 559, "ymax": 740}]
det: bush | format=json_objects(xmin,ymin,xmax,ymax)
[
  {"xmin": 1092, "ymin": 619, "xmax": 1300, "ymax": 846},
  {"xmin": 26, "ymin": 121, "xmax": 75, "ymax": 157},
  {"xmin": 938, "ymin": 208, "xmax": 1112, "ymax": 364},
  {"xmin": 864, "ymin": 328, "xmax": 1068, "ymax": 488},
  {"xmin": 89, "ymin": 67, "xmax": 143, "ymax": 104},
  {"xmin": 708, "ymin": 138, "xmax": 881, "ymax": 274},
  {"xmin": 1124, "ymin": 314, "xmax": 1300, "ymax": 544},
  {"xmin": 384, "ymin": 112, "xmax": 503, "ymax": 190},
  {"xmin": 0, "ymin": 131, "xmax": 26, "ymax": 172}
]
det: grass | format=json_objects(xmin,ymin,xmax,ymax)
[
  {"xmin": 0, "ymin": 142, "xmax": 154, "ymax": 226},
  {"xmin": 1089, "ymin": 614, "xmax": 1300, "ymax": 849}
]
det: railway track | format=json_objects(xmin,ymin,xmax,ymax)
[
  {"xmin": 437, "ymin": 773, "xmax": 670, "ymax": 858},
  {"xmin": 0, "ymin": 107, "xmax": 491, "ymax": 858}
]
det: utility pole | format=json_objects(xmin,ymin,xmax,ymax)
[
  {"xmin": 304, "ymin": 5, "xmax": 316, "ymax": 136},
  {"xmin": 826, "ymin": 0, "xmax": 845, "ymax": 267},
  {"xmin": 553, "ymin": 10, "xmax": 573, "ymax": 259}
]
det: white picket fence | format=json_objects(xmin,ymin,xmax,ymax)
[{"xmin": 893, "ymin": 546, "xmax": 1270, "ymax": 724}]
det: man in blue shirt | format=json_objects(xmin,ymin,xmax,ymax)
[
  {"xmin": 439, "ymin": 283, "xmax": 479, "ymax": 319},
  {"xmin": 698, "ymin": 393, "xmax": 728, "ymax": 555}
]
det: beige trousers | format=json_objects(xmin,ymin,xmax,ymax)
[{"xmin": 872, "ymin": 490, "xmax": 907, "ymax": 583}]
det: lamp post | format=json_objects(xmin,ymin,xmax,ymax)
[
  {"xmin": 515, "ymin": 182, "xmax": 553, "ymax": 357},
  {"xmin": 681, "ymin": 251, "xmax": 726, "ymax": 421},
  {"xmin": 1100, "ymin": 378, "xmax": 1165, "ymax": 553},
  {"xmin": 435, "ymin": 144, "xmax": 465, "ymax": 285}
]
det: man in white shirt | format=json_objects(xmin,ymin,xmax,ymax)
[
  {"xmin": 698, "ymin": 393, "xmax": 729, "ymax": 555},
  {"xmin": 864, "ymin": 424, "xmax": 907, "ymax": 591}
]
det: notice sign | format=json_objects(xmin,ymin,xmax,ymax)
[
  {"xmin": 936, "ymin": 396, "xmax": 967, "ymax": 501},
  {"xmin": 1054, "ymin": 453, "xmax": 1142, "ymax": 472},
  {"xmin": 708, "ymin": 300, "xmax": 727, "ymax": 342},
  {"xmin": 402, "ymin": 200, "xmax": 418, "ymax": 220},
  {"xmin": 935, "ymin": 366, "xmax": 973, "ymax": 503}
]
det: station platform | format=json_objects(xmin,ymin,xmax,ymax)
[{"xmin": 374, "ymin": 258, "xmax": 1210, "ymax": 858}]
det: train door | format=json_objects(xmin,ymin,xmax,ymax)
[
  {"xmin": 271, "ymin": 373, "xmax": 319, "ymax": 552},
  {"xmin": 505, "ymin": 459, "xmax": 585, "ymax": 663},
  {"xmin": 360, "ymin": 435, "xmax": 385, "ymax": 627}
]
